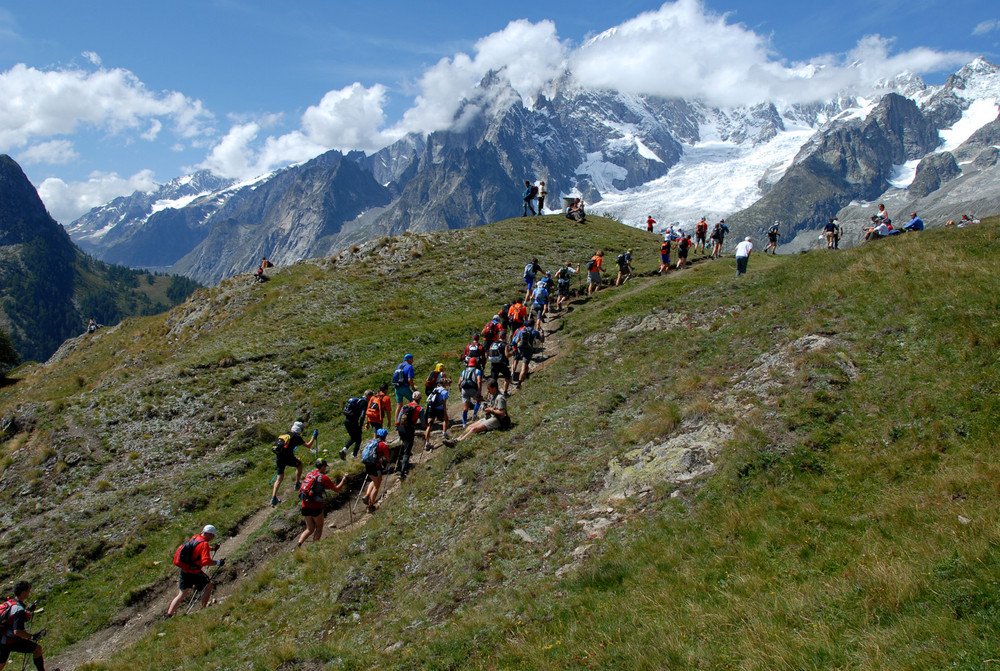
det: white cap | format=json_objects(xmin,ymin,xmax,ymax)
[
  {"xmin": 290, "ymin": 421, "xmax": 304, "ymax": 434},
  {"xmin": 202, "ymin": 524, "xmax": 218, "ymax": 537},
  {"xmin": 746, "ymin": 237, "xmax": 752, "ymax": 241}
]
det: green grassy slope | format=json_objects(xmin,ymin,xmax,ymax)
[{"xmin": 3, "ymin": 215, "xmax": 1000, "ymax": 670}]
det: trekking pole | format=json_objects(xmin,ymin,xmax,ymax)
[
  {"xmin": 185, "ymin": 545, "xmax": 221, "ymax": 615},
  {"xmin": 351, "ymin": 475, "xmax": 369, "ymax": 517},
  {"xmin": 20, "ymin": 602, "xmax": 45, "ymax": 671},
  {"xmin": 312, "ymin": 429, "xmax": 319, "ymax": 461}
]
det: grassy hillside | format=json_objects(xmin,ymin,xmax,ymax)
[{"xmin": 2, "ymin": 215, "xmax": 999, "ymax": 670}]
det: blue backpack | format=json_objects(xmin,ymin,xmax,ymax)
[
  {"xmin": 391, "ymin": 364, "xmax": 408, "ymax": 387},
  {"xmin": 361, "ymin": 439, "xmax": 381, "ymax": 466}
]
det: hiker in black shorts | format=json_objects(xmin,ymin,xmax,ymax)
[
  {"xmin": 487, "ymin": 337, "xmax": 513, "ymax": 395},
  {"xmin": 0, "ymin": 581, "xmax": 52, "ymax": 671},
  {"xmin": 270, "ymin": 421, "xmax": 315, "ymax": 506},
  {"xmin": 339, "ymin": 390, "xmax": 373, "ymax": 460}
]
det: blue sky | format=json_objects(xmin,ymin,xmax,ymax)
[{"xmin": 1, "ymin": 0, "xmax": 997, "ymax": 222}]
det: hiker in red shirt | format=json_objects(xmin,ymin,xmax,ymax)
[
  {"xmin": 167, "ymin": 525, "xmax": 225, "ymax": 616},
  {"xmin": 587, "ymin": 250, "xmax": 604, "ymax": 296},
  {"xmin": 646, "ymin": 215, "xmax": 656, "ymax": 232},
  {"xmin": 695, "ymin": 217, "xmax": 708, "ymax": 252},
  {"xmin": 296, "ymin": 459, "xmax": 346, "ymax": 547}
]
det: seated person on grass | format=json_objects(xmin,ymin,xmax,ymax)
[{"xmin": 444, "ymin": 379, "xmax": 508, "ymax": 444}]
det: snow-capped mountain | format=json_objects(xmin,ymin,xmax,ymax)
[{"xmin": 65, "ymin": 58, "xmax": 1000, "ymax": 283}]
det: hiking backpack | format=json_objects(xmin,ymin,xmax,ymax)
[
  {"xmin": 173, "ymin": 537, "xmax": 207, "ymax": 571},
  {"xmin": 425, "ymin": 388, "xmax": 441, "ymax": 408},
  {"xmin": 271, "ymin": 434, "xmax": 291, "ymax": 456},
  {"xmin": 367, "ymin": 396, "xmax": 383, "ymax": 422},
  {"xmin": 342, "ymin": 398, "xmax": 365, "ymax": 421},
  {"xmin": 586, "ymin": 258, "xmax": 595, "ymax": 271},
  {"xmin": 460, "ymin": 366, "xmax": 480, "ymax": 391},
  {"xmin": 0, "ymin": 597, "xmax": 19, "ymax": 629},
  {"xmin": 424, "ymin": 370, "xmax": 441, "ymax": 394},
  {"xmin": 523, "ymin": 263, "xmax": 534, "ymax": 279},
  {"xmin": 361, "ymin": 439, "xmax": 381, "ymax": 466},
  {"xmin": 616, "ymin": 253, "xmax": 627, "ymax": 266},
  {"xmin": 466, "ymin": 342, "xmax": 483, "ymax": 361},
  {"xmin": 482, "ymin": 321, "xmax": 498, "ymax": 340},
  {"xmin": 391, "ymin": 364, "xmax": 408, "ymax": 387},
  {"xmin": 397, "ymin": 403, "xmax": 421, "ymax": 428},
  {"xmin": 299, "ymin": 470, "xmax": 325, "ymax": 503},
  {"xmin": 488, "ymin": 340, "xmax": 506, "ymax": 364},
  {"xmin": 512, "ymin": 327, "xmax": 534, "ymax": 349}
]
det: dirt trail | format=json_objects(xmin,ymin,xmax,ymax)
[{"xmin": 51, "ymin": 290, "xmax": 583, "ymax": 670}]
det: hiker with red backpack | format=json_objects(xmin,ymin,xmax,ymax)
[
  {"xmin": 270, "ymin": 421, "xmax": 316, "ymax": 506},
  {"xmin": 463, "ymin": 334, "xmax": 486, "ymax": 371},
  {"xmin": 0, "ymin": 581, "xmax": 52, "ymax": 671},
  {"xmin": 296, "ymin": 459, "xmax": 347, "ymax": 547},
  {"xmin": 361, "ymin": 429, "xmax": 391, "ymax": 512},
  {"xmin": 424, "ymin": 363, "xmax": 445, "ymax": 396},
  {"xmin": 395, "ymin": 392, "xmax": 424, "ymax": 480},
  {"xmin": 167, "ymin": 525, "xmax": 225, "ymax": 616},
  {"xmin": 481, "ymin": 315, "xmax": 503, "ymax": 352}
]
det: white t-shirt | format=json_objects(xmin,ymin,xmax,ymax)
[
  {"xmin": 735, "ymin": 240, "xmax": 753, "ymax": 257},
  {"xmin": 873, "ymin": 223, "xmax": 889, "ymax": 236}
]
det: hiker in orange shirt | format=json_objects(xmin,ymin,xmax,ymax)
[
  {"xmin": 587, "ymin": 250, "xmax": 604, "ymax": 296},
  {"xmin": 365, "ymin": 383, "xmax": 393, "ymax": 433}
]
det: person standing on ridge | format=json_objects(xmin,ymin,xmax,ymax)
[
  {"xmin": 394, "ymin": 392, "xmax": 424, "ymax": 480},
  {"xmin": 658, "ymin": 236, "xmax": 672, "ymax": 274},
  {"xmin": 676, "ymin": 233, "xmax": 691, "ymax": 269},
  {"xmin": 647, "ymin": 215, "xmax": 656, "ymax": 232},
  {"xmin": 339, "ymin": 390, "xmax": 373, "ymax": 460},
  {"xmin": 710, "ymin": 219, "xmax": 728, "ymax": 259},
  {"xmin": 522, "ymin": 180, "xmax": 537, "ymax": 216},
  {"xmin": 423, "ymin": 377, "xmax": 451, "ymax": 449},
  {"xmin": 735, "ymin": 236, "xmax": 753, "ymax": 276},
  {"xmin": 0, "ymin": 581, "xmax": 53, "ymax": 671},
  {"xmin": 824, "ymin": 218, "xmax": 838, "ymax": 249},
  {"xmin": 366, "ymin": 383, "xmax": 393, "ymax": 434},
  {"xmin": 270, "ymin": 421, "xmax": 315, "ymax": 506},
  {"xmin": 765, "ymin": 221, "xmax": 780, "ymax": 254},
  {"xmin": 391, "ymin": 354, "xmax": 416, "ymax": 405},
  {"xmin": 587, "ymin": 250, "xmax": 604, "ymax": 295},
  {"xmin": 296, "ymin": 459, "xmax": 346, "ymax": 547},
  {"xmin": 537, "ymin": 181, "xmax": 548, "ymax": 214},
  {"xmin": 167, "ymin": 525, "xmax": 225, "ymax": 616}
]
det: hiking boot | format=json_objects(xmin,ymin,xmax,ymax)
[
  {"xmin": 339, "ymin": 448, "xmax": 347, "ymax": 461},
  {"xmin": 270, "ymin": 496, "xmax": 280, "ymax": 506},
  {"xmin": 442, "ymin": 437, "xmax": 457, "ymax": 448}
]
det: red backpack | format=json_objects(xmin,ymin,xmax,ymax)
[
  {"xmin": 173, "ymin": 536, "xmax": 207, "ymax": 571},
  {"xmin": 0, "ymin": 597, "xmax": 19, "ymax": 628},
  {"xmin": 299, "ymin": 470, "xmax": 326, "ymax": 504}
]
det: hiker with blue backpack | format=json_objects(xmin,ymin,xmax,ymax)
[
  {"xmin": 392, "ymin": 354, "xmax": 416, "ymax": 404},
  {"xmin": 361, "ymin": 429, "xmax": 391, "ymax": 512},
  {"xmin": 511, "ymin": 318, "xmax": 544, "ymax": 388},
  {"xmin": 296, "ymin": 459, "xmax": 346, "ymax": 547},
  {"xmin": 339, "ymin": 390, "xmax": 373, "ymax": 461},
  {"xmin": 522, "ymin": 258, "xmax": 544, "ymax": 302},
  {"xmin": 423, "ymin": 377, "xmax": 451, "ymax": 449}
]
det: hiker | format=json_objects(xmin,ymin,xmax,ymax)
[
  {"xmin": 254, "ymin": 265, "xmax": 268, "ymax": 283},
  {"xmin": 424, "ymin": 376, "xmax": 451, "ymax": 449},
  {"xmin": 87, "ymin": 317, "xmax": 97, "ymax": 334},
  {"xmin": 676, "ymin": 234, "xmax": 691, "ymax": 269},
  {"xmin": 296, "ymin": 459, "xmax": 346, "ymax": 546},
  {"xmin": 765, "ymin": 221, "xmax": 780, "ymax": 254},
  {"xmin": 270, "ymin": 421, "xmax": 315, "ymax": 506},
  {"xmin": 864, "ymin": 217, "xmax": 889, "ymax": 240},
  {"xmin": 537, "ymin": 181, "xmax": 548, "ymax": 214},
  {"xmin": 391, "ymin": 354, "xmax": 416, "ymax": 404},
  {"xmin": 875, "ymin": 203, "xmax": 889, "ymax": 224},
  {"xmin": 658, "ymin": 237, "xmax": 671, "ymax": 274},
  {"xmin": 832, "ymin": 218, "xmax": 841, "ymax": 249},
  {"xmin": 487, "ymin": 335, "xmax": 513, "ymax": 395},
  {"xmin": 340, "ymin": 390, "xmax": 373, "ymax": 460},
  {"xmin": 522, "ymin": 180, "xmax": 538, "ymax": 216},
  {"xmin": 695, "ymin": 217, "xmax": 708, "ymax": 252},
  {"xmin": 566, "ymin": 198, "xmax": 586, "ymax": 222},
  {"xmin": 497, "ymin": 302, "xmax": 513, "ymax": 341},
  {"xmin": 735, "ymin": 236, "xmax": 753, "ymax": 276},
  {"xmin": 261, "ymin": 256, "xmax": 273, "ymax": 269},
  {"xmin": 459, "ymin": 359, "xmax": 483, "ymax": 427},
  {"xmin": 394, "ymin": 391, "xmax": 424, "ymax": 480},
  {"xmin": 424, "ymin": 363, "xmax": 445, "ymax": 395},
  {"xmin": 530, "ymin": 282, "xmax": 550, "ymax": 323},
  {"xmin": 824, "ymin": 218, "xmax": 838, "ymax": 248},
  {"xmin": 361, "ymin": 429, "xmax": 391, "ymax": 512},
  {"xmin": 445, "ymin": 379, "xmax": 509, "ymax": 443},
  {"xmin": 366, "ymin": 383, "xmax": 393, "ymax": 433},
  {"xmin": 646, "ymin": 215, "xmax": 656, "ymax": 232},
  {"xmin": 710, "ymin": 220, "xmax": 728, "ymax": 259},
  {"xmin": 464, "ymin": 334, "xmax": 486, "ymax": 370},
  {"xmin": 540, "ymin": 270, "xmax": 555, "ymax": 294},
  {"xmin": 167, "ymin": 525, "xmax": 225, "ymax": 616},
  {"xmin": 904, "ymin": 212, "xmax": 924, "ymax": 231},
  {"xmin": 512, "ymin": 318, "xmax": 544, "ymax": 387},
  {"xmin": 615, "ymin": 249, "xmax": 633, "ymax": 286},
  {"xmin": 587, "ymin": 250, "xmax": 603, "ymax": 295},
  {"xmin": 554, "ymin": 262, "xmax": 578, "ymax": 311},
  {"xmin": 481, "ymin": 315, "xmax": 504, "ymax": 352},
  {"xmin": 508, "ymin": 298, "xmax": 528, "ymax": 333},
  {"xmin": 0, "ymin": 581, "xmax": 51, "ymax": 671},
  {"xmin": 522, "ymin": 258, "xmax": 543, "ymax": 301}
]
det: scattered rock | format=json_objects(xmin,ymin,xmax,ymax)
[
  {"xmin": 958, "ymin": 515, "xmax": 972, "ymax": 525},
  {"xmin": 513, "ymin": 529, "xmax": 535, "ymax": 544}
]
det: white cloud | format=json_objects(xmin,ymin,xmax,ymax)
[
  {"xmin": 0, "ymin": 63, "xmax": 213, "ymax": 153},
  {"xmin": 37, "ymin": 169, "xmax": 158, "ymax": 223},
  {"xmin": 973, "ymin": 19, "xmax": 1000, "ymax": 36},
  {"xmin": 567, "ymin": 0, "xmax": 973, "ymax": 106},
  {"xmin": 18, "ymin": 140, "xmax": 79, "ymax": 166},
  {"xmin": 82, "ymin": 51, "xmax": 102, "ymax": 66},
  {"xmin": 302, "ymin": 83, "xmax": 392, "ymax": 152}
]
